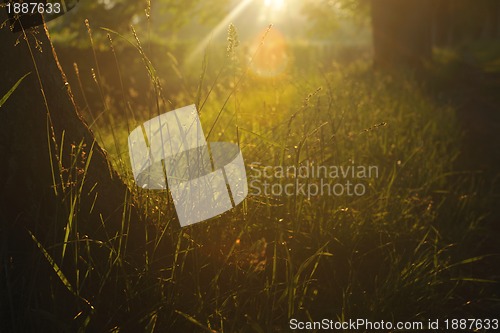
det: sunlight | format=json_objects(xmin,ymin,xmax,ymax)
[
  {"xmin": 185, "ymin": 0, "xmax": 253, "ymax": 65},
  {"xmin": 258, "ymin": 0, "xmax": 289, "ymax": 24},
  {"xmin": 264, "ymin": 0, "xmax": 285, "ymax": 11}
]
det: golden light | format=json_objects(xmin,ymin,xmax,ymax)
[
  {"xmin": 185, "ymin": 0, "xmax": 253, "ymax": 65},
  {"xmin": 249, "ymin": 28, "xmax": 289, "ymax": 78},
  {"xmin": 264, "ymin": 0, "xmax": 285, "ymax": 11}
]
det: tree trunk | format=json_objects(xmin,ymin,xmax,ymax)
[
  {"xmin": 489, "ymin": 0, "xmax": 500, "ymax": 39},
  {"xmin": 371, "ymin": 0, "xmax": 433, "ymax": 70},
  {"xmin": 432, "ymin": 0, "xmax": 454, "ymax": 48},
  {"xmin": 0, "ymin": 10, "xmax": 146, "ymax": 331}
]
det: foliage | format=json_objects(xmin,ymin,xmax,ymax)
[
  {"xmin": 48, "ymin": 0, "xmax": 231, "ymax": 47},
  {"xmin": 300, "ymin": 0, "xmax": 370, "ymax": 38},
  {"xmin": 2, "ymin": 1, "xmax": 499, "ymax": 330},
  {"xmin": 9, "ymin": 28, "xmax": 496, "ymax": 330}
]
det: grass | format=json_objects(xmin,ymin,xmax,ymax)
[{"xmin": 4, "ymin": 21, "xmax": 499, "ymax": 332}]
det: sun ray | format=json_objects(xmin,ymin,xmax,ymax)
[{"xmin": 185, "ymin": 0, "xmax": 254, "ymax": 66}]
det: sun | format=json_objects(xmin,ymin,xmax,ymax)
[{"xmin": 264, "ymin": 0, "xmax": 285, "ymax": 11}]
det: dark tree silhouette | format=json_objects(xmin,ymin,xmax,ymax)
[
  {"xmin": 371, "ymin": 0, "xmax": 432, "ymax": 69},
  {"xmin": 0, "ymin": 13, "xmax": 145, "ymax": 249},
  {"xmin": 0, "ymin": 11, "xmax": 145, "ymax": 331}
]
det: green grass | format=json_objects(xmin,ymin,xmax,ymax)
[{"xmin": 10, "ymin": 24, "xmax": 499, "ymax": 332}]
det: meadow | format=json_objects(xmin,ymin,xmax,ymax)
[
  {"xmin": 17, "ymin": 22, "xmax": 494, "ymax": 331},
  {"xmin": 1, "ymin": 2, "xmax": 499, "ymax": 329}
]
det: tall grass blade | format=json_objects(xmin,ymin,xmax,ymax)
[
  {"xmin": 0, "ymin": 72, "xmax": 31, "ymax": 108},
  {"xmin": 28, "ymin": 230, "xmax": 75, "ymax": 295}
]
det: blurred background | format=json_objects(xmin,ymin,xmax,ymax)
[{"xmin": 2, "ymin": 0, "xmax": 500, "ymax": 331}]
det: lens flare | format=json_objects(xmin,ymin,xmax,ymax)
[{"xmin": 249, "ymin": 28, "xmax": 289, "ymax": 78}]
